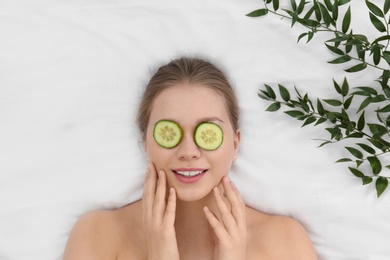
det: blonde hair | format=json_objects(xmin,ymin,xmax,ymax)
[{"xmin": 136, "ymin": 57, "xmax": 239, "ymax": 140}]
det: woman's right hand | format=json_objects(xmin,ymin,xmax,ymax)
[{"xmin": 142, "ymin": 163, "xmax": 180, "ymax": 260}]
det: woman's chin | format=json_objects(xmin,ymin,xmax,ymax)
[{"xmin": 174, "ymin": 188, "xmax": 212, "ymax": 203}]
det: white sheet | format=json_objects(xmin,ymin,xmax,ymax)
[{"xmin": 1, "ymin": 1, "xmax": 389, "ymax": 259}]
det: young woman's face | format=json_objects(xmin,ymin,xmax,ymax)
[{"xmin": 145, "ymin": 84, "xmax": 240, "ymax": 202}]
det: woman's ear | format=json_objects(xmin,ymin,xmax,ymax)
[
  {"xmin": 234, "ymin": 128, "xmax": 240, "ymax": 152},
  {"xmin": 141, "ymin": 132, "xmax": 147, "ymax": 152}
]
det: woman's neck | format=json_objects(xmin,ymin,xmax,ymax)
[{"xmin": 174, "ymin": 192, "xmax": 218, "ymax": 257}]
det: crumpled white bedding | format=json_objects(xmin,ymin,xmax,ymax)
[{"xmin": 1, "ymin": 0, "xmax": 389, "ymax": 259}]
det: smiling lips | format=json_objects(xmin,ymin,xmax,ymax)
[{"xmin": 172, "ymin": 168, "xmax": 207, "ymax": 183}]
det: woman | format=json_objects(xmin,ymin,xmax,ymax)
[{"xmin": 63, "ymin": 57, "xmax": 317, "ymax": 259}]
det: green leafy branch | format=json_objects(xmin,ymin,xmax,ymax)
[{"xmin": 247, "ymin": 0, "xmax": 390, "ymax": 197}]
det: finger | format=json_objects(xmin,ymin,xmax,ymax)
[
  {"xmin": 203, "ymin": 206, "xmax": 229, "ymax": 241},
  {"xmin": 222, "ymin": 177, "xmax": 246, "ymax": 229},
  {"xmin": 163, "ymin": 187, "xmax": 176, "ymax": 227},
  {"xmin": 153, "ymin": 170, "xmax": 167, "ymax": 222},
  {"xmin": 212, "ymin": 186, "xmax": 238, "ymax": 236},
  {"xmin": 142, "ymin": 163, "xmax": 157, "ymax": 221}
]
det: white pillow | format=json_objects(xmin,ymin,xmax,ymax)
[{"xmin": 0, "ymin": 0, "xmax": 389, "ymax": 259}]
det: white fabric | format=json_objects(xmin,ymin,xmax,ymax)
[{"xmin": 1, "ymin": 1, "xmax": 389, "ymax": 259}]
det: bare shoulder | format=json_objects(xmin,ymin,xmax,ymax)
[
  {"xmin": 245, "ymin": 207, "xmax": 318, "ymax": 260},
  {"xmin": 63, "ymin": 200, "xmax": 144, "ymax": 260}
]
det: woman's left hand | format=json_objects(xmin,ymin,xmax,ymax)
[{"xmin": 203, "ymin": 177, "xmax": 247, "ymax": 260}]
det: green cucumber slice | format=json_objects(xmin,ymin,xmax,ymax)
[
  {"xmin": 194, "ymin": 122, "xmax": 224, "ymax": 150},
  {"xmin": 153, "ymin": 120, "xmax": 183, "ymax": 148}
]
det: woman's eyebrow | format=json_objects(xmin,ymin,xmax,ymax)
[{"xmin": 196, "ymin": 117, "xmax": 224, "ymax": 124}]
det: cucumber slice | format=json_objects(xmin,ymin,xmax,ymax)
[
  {"xmin": 194, "ymin": 122, "xmax": 224, "ymax": 150},
  {"xmin": 153, "ymin": 120, "xmax": 183, "ymax": 148}
]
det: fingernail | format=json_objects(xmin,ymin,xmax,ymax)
[{"xmin": 225, "ymin": 177, "xmax": 230, "ymax": 184}]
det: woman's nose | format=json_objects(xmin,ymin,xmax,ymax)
[{"xmin": 176, "ymin": 134, "xmax": 201, "ymax": 160}]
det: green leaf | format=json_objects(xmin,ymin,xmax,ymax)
[
  {"xmin": 278, "ymin": 84, "xmax": 290, "ymax": 102},
  {"xmin": 318, "ymin": 140, "xmax": 331, "ymax": 147},
  {"xmin": 291, "ymin": 0, "xmax": 297, "ymax": 11},
  {"xmin": 304, "ymin": 5, "xmax": 316, "ymax": 19},
  {"xmin": 356, "ymin": 160, "xmax": 364, "ymax": 167},
  {"xmin": 369, "ymin": 137, "xmax": 390, "ymax": 152},
  {"xmin": 369, "ymin": 12, "xmax": 387, "ymax": 32},
  {"xmin": 325, "ymin": 43, "xmax": 344, "ymax": 55},
  {"xmin": 291, "ymin": 12, "xmax": 298, "ymax": 27},
  {"xmin": 367, "ymin": 156, "xmax": 382, "ymax": 175},
  {"xmin": 357, "ymin": 45, "xmax": 366, "ymax": 61},
  {"xmin": 333, "ymin": 79, "xmax": 342, "ymax": 94},
  {"xmin": 302, "ymin": 116, "xmax": 317, "ymax": 127},
  {"xmin": 368, "ymin": 123, "xmax": 388, "ymax": 137},
  {"xmin": 352, "ymin": 34, "xmax": 369, "ymax": 43},
  {"xmin": 314, "ymin": 117, "xmax": 327, "ymax": 126},
  {"xmin": 317, "ymin": 99, "xmax": 325, "ymax": 115},
  {"xmin": 348, "ymin": 167, "xmax": 365, "ymax": 178},
  {"xmin": 324, "ymin": 99, "xmax": 343, "ymax": 106},
  {"xmin": 385, "ymin": 0, "xmax": 390, "ymax": 14},
  {"xmin": 384, "ymin": 86, "xmax": 390, "ymax": 99},
  {"xmin": 336, "ymin": 158, "xmax": 353, "ymax": 163},
  {"xmin": 381, "ymin": 70, "xmax": 390, "ymax": 88},
  {"xmin": 357, "ymin": 143, "xmax": 376, "ymax": 154},
  {"xmin": 264, "ymin": 84, "xmax": 276, "ymax": 99},
  {"xmin": 371, "ymin": 94, "xmax": 386, "ymax": 103},
  {"xmin": 339, "ymin": 0, "xmax": 351, "ymax": 5},
  {"xmin": 341, "ymin": 77, "xmax": 349, "ymax": 96},
  {"xmin": 327, "ymin": 35, "xmax": 348, "ymax": 43},
  {"xmin": 343, "ymin": 95, "xmax": 353, "ymax": 110},
  {"xmin": 348, "ymin": 132, "xmax": 364, "ymax": 138},
  {"xmin": 298, "ymin": 32, "xmax": 309, "ymax": 43},
  {"xmin": 356, "ymin": 86, "xmax": 378, "ymax": 95},
  {"xmin": 306, "ymin": 31, "xmax": 314, "ymax": 42},
  {"xmin": 284, "ymin": 110, "xmax": 305, "ymax": 118},
  {"xmin": 298, "ymin": 18, "xmax": 321, "ymax": 28},
  {"xmin": 383, "ymin": 51, "xmax": 390, "ymax": 66},
  {"xmin": 345, "ymin": 63, "xmax": 367, "ymax": 73},
  {"xmin": 345, "ymin": 147, "xmax": 363, "ymax": 159},
  {"xmin": 259, "ymin": 89, "xmax": 271, "ymax": 99},
  {"xmin": 297, "ymin": 0, "xmax": 305, "ymax": 14},
  {"xmin": 377, "ymin": 104, "xmax": 390, "ymax": 113},
  {"xmin": 266, "ymin": 102, "xmax": 281, "ymax": 112},
  {"xmin": 314, "ymin": 3, "xmax": 322, "ymax": 21},
  {"xmin": 346, "ymin": 43, "xmax": 353, "ymax": 53},
  {"xmin": 342, "ymin": 6, "xmax": 351, "ymax": 33},
  {"xmin": 328, "ymin": 55, "xmax": 351, "ymax": 64},
  {"xmin": 319, "ymin": 3, "xmax": 334, "ymax": 27},
  {"xmin": 372, "ymin": 35, "xmax": 390, "ymax": 44},
  {"xmin": 258, "ymin": 92, "xmax": 270, "ymax": 100},
  {"xmin": 372, "ymin": 44, "xmax": 381, "ymax": 65},
  {"xmin": 376, "ymin": 177, "xmax": 388, "ymax": 197},
  {"xmin": 366, "ymin": 0, "xmax": 384, "ymax": 17},
  {"xmin": 324, "ymin": 0, "xmax": 332, "ymax": 11},
  {"xmin": 273, "ymin": 0, "xmax": 280, "ymax": 11},
  {"xmin": 357, "ymin": 111, "xmax": 365, "ymax": 131},
  {"xmin": 294, "ymin": 86, "xmax": 302, "ymax": 98},
  {"xmin": 332, "ymin": 0, "xmax": 339, "ymax": 19},
  {"xmin": 246, "ymin": 9, "xmax": 268, "ymax": 17},
  {"xmin": 357, "ymin": 97, "xmax": 372, "ymax": 113},
  {"xmin": 357, "ymin": 87, "xmax": 378, "ymax": 96},
  {"xmin": 326, "ymin": 127, "xmax": 342, "ymax": 140},
  {"xmin": 362, "ymin": 176, "xmax": 373, "ymax": 185}
]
